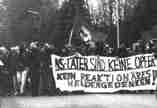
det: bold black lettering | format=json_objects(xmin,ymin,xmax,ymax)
[
  {"xmin": 115, "ymin": 82, "xmax": 120, "ymax": 88},
  {"xmin": 71, "ymin": 58, "xmax": 77, "ymax": 69},
  {"xmin": 55, "ymin": 58, "xmax": 65, "ymax": 70},
  {"xmin": 90, "ymin": 58, "xmax": 96, "ymax": 70},
  {"xmin": 116, "ymin": 74, "xmax": 122, "ymax": 82},
  {"xmin": 57, "ymin": 73, "xmax": 63, "ymax": 80},
  {"xmin": 108, "ymin": 59, "xmax": 114, "ymax": 71},
  {"xmin": 84, "ymin": 58, "xmax": 88, "ymax": 70},
  {"xmin": 135, "ymin": 57, "xmax": 140, "ymax": 68}
]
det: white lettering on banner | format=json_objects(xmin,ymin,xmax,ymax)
[{"xmin": 51, "ymin": 54, "xmax": 157, "ymax": 93}]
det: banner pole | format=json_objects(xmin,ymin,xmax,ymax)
[{"xmin": 68, "ymin": 27, "xmax": 74, "ymax": 47}]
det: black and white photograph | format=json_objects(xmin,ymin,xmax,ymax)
[{"xmin": 0, "ymin": 0, "xmax": 157, "ymax": 108}]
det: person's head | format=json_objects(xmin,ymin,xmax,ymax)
[
  {"xmin": 30, "ymin": 41, "xmax": 38, "ymax": 49},
  {"xmin": 88, "ymin": 41, "xmax": 96, "ymax": 49},
  {"xmin": 108, "ymin": 48, "xmax": 113, "ymax": 55},
  {"xmin": 10, "ymin": 46, "xmax": 20, "ymax": 55},
  {"xmin": 0, "ymin": 46, "xmax": 9, "ymax": 57},
  {"xmin": 120, "ymin": 43, "xmax": 126, "ymax": 49}
]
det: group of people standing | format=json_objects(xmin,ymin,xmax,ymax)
[
  {"xmin": 0, "ymin": 41, "xmax": 57, "ymax": 96},
  {"xmin": 0, "ymin": 40, "xmax": 115, "ymax": 96},
  {"xmin": 0, "ymin": 39, "xmax": 157, "ymax": 96}
]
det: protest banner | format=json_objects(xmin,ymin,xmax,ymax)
[{"xmin": 51, "ymin": 54, "xmax": 157, "ymax": 93}]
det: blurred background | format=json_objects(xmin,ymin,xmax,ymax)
[{"xmin": 0, "ymin": 0, "xmax": 157, "ymax": 48}]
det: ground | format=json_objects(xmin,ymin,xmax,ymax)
[{"xmin": 0, "ymin": 94, "xmax": 157, "ymax": 108}]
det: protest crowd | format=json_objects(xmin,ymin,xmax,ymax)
[{"xmin": 0, "ymin": 39, "xmax": 157, "ymax": 96}]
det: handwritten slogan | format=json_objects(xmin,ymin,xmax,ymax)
[{"xmin": 51, "ymin": 54, "xmax": 157, "ymax": 93}]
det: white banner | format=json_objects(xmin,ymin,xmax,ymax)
[{"xmin": 51, "ymin": 54, "xmax": 157, "ymax": 93}]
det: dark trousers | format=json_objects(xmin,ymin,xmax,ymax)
[
  {"xmin": 48, "ymin": 67, "xmax": 56, "ymax": 95},
  {"xmin": 8, "ymin": 70, "xmax": 18, "ymax": 95},
  {"xmin": 41, "ymin": 63, "xmax": 56, "ymax": 95},
  {"xmin": 31, "ymin": 67, "xmax": 40, "ymax": 96},
  {"xmin": 8, "ymin": 75, "xmax": 13, "ymax": 94},
  {"xmin": 40, "ymin": 65, "xmax": 49, "ymax": 94}
]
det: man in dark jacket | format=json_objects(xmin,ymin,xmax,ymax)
[
  {"xmin": 40, "ymin": 43, "xmax": 56, "ymax": 95},
  {"xmin": 29, "ymin": 42, "xmax": 41, "ymax": 96},
  {"xmin": 18, "ymin": 43, "xmax": 31, "ymax": 95},
  {"xmin": 7, "ymin": 46, "xmax": 20, "ymax": 95}
]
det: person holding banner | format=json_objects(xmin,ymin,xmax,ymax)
[
  {"xmin": 40, "ymin": 43, "xmax": 56, "ymax": 95},
  {"xmin": 87, "ymin": 41, "xmax": 97, "ymax": 55},
  {"xmin": 63, "ymin": 44, "xmax": 78, "ymax": 56},
  {"xmin": 95, "ymin": 41, "xmax": 104, "ymax": 56},
  {"xmin": 116, "ymin": 43, "xmax": 128, "ymax": 57}
]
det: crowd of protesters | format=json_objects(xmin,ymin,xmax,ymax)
[
  {"xmin": 60, "ymin": 39, "xmax": 157, "ymax": 57},
  {"xmin": 0, "ymin": 39, "xmax": 157, "ymax": 96},
  {"xmin": 0, "ymin": 41, "xmax": 57, "ymax": 96}
]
